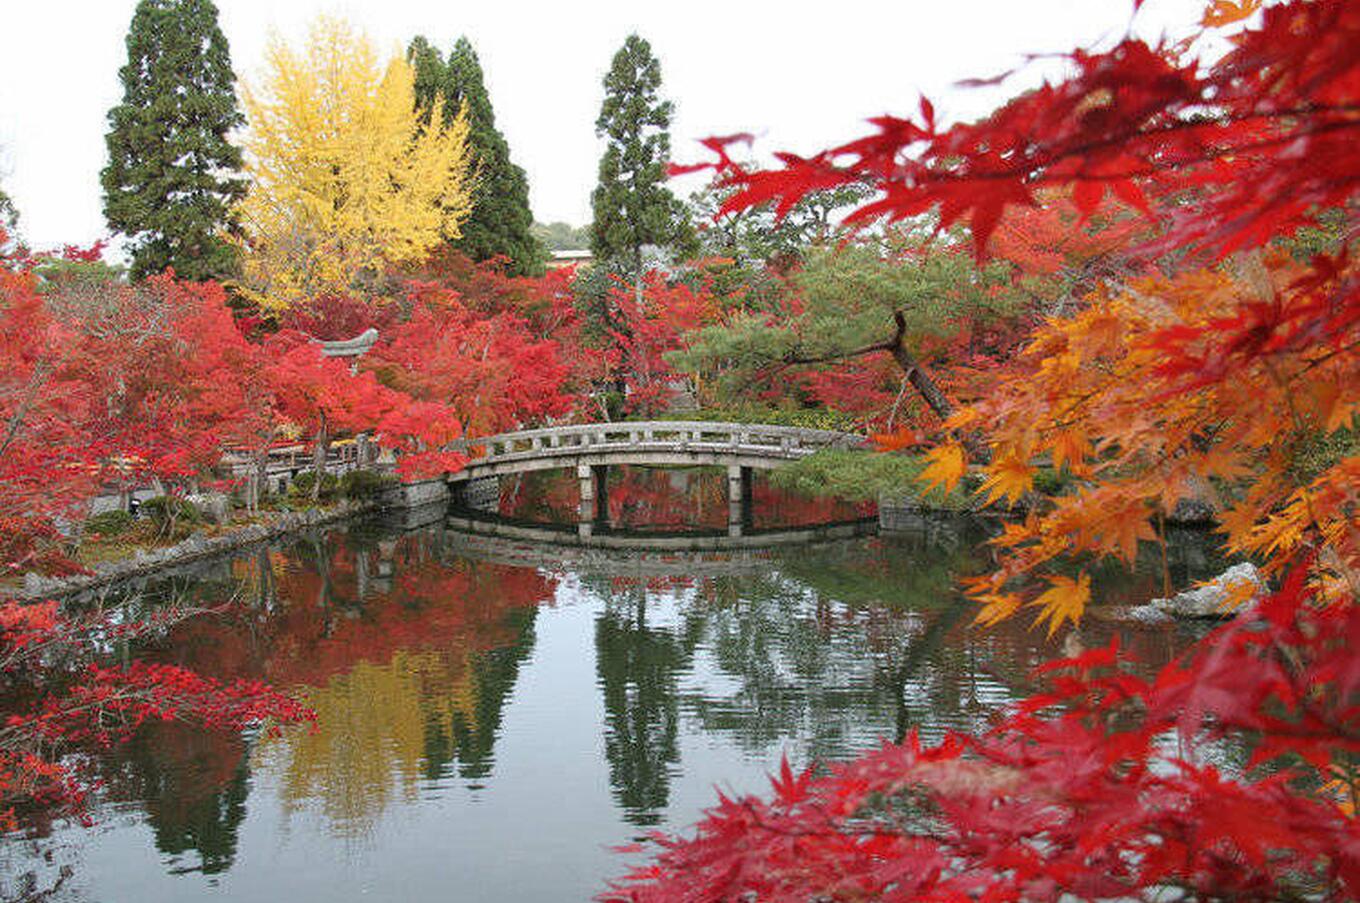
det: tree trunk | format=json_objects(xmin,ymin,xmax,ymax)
[
  {"xmin": 253, "ymin": 446, "xmax": 270, "ymax": 513},
  {"xmin": 311, "ymin": 415, "xmax": 329, "ymax": 501},
  {"xmin": 634, "ymin": 245, "xmax": 645, "ymax": 310},
  {"xmin": 888, "ymin": 310, "xmax": 954, "ymax": 421}
]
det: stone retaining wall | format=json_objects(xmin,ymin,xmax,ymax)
[
  {"xmin": 21, "ymin": 475, "xmax": 456, "ymax": 601},
  {"xmin": 454, "ymin": 476, "xmax": 500, "ymax": 512},
  {"xmin": 21, "ymin": 501, "xmax": 382, "ymax": 600},
  {"xmin": 377, "ymin": 477, "xmax": 449, "ymax": 509}
]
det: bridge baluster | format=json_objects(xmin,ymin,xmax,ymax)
[{"xmin": 448, "ymin": 421, "xmax": 859, "ymax": 486}]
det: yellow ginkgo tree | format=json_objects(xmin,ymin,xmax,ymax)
[{"xmin": 234, "ymin": 16, "xmax": 474, "ymax": 311}]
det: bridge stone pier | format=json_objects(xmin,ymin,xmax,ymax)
[{"xmin": 444, "ymin": 421, "xmax": 860, "ymax": 541}]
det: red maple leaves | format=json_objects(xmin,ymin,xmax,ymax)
[{"xmin": 687, "ymin": 1, "xmax": 1359, "ymax": 263}]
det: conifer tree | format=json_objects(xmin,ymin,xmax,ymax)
[
  {"xmin": 101, "ymin": 0, "xmax": 245, "ymax": 281},
  {"xmin": 408, "ymin": 36, "xmax": 543, "ymax": 276},
  {"xmin": 590, "ymin": 34, "xmax": 693, "ymax": 279}
]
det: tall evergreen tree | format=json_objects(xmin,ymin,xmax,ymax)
[
  {"xmin": 101, "ymin": 0, "xmax": 245, "ymax": 281},
  {"xmin": 408, "ymin": 36, "xmax": 543, "ymax": 276},
  {"xmin": 590, "ymin": 34, "xmax": 693, "ymax": 279}
]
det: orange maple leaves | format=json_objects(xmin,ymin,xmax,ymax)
[{"xmin": 921, "ymin": 249, "xmax": 1358, "ymax": 633}]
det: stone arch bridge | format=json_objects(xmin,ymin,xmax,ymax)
[{"xmin": 443, "ymin": 421, "xmax": 862, "ymax": 538}]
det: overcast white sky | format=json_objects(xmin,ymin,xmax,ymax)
[{"xmin": 0, "ymin": 0, "xmax": 1206, "ymax": 254}]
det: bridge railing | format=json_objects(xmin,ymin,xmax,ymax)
[{"xmin": 445, "ymin": 421, "xmax": 862, "ymax": 464}]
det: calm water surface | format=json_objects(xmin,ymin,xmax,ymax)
[{"xmin": 1, "ymin": 468, "xmax": 1217, "ymax": 902}]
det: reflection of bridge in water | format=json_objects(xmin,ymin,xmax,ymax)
[
  {"xmin": 444, "ymin": 421, "xmax": 861, "ymax": 538},
  {"xmin": 387, "ymin": 504, "xmax": 877, "ymax": 577}
]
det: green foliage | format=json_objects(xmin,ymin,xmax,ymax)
[
  {"xmin": 674, "ymin": 181, "xmax": 876, "ymax": 320},
  {"xmin": 140, "ymin": 495, "xmax": 203, "ymax": 538},
  {"xmin": 690, "ymin": 182, "xmax": 871, "ymax": 271},
  {"xmin": 409, "ymin": 36, "xmax": 544, "ymax": 276},
  {"xmin": 590, "ymin": 34, "xmax": 694, "ymax": 273},
  {"xmin": 672, "ymin": 257, "xmax": 787, "ymax": 317},
  {"xmin": 533, "ymin": 221, "xmax": 591, "ymax": 252},
  {"xmin": 1288, "ymin": 427, "xmax": 1359, "ymax": 484},
  {"xmin": 771, "ymin": 449, "xmax": 970, "ymax": 509},
  {"xmin": 85, "ymin": 509, "xmax": 135, "ymax": 537},
  {"xmin": 667, "ymin": 311, "xmax": 801, "ymax": 383},
  {"xmin": 287, "ymin": 471, "xmax": 340, "ymax": 502},
  {"xmin": 101, "ymin": 0, "xmax": 246, "ymax": 281},
  {"xmin": 1276, "ymin": 206, "xmax": 1352, "ymax": 261},
  {"xmin": 793, "ymin": 239, "xmax": 1019, "ymax": 355},
  {"xmin": 1031, "ymin": 465, "xmax": 1071, "ymax": 497},
  {"xmin": 33, "ymin": 257, "xmax": 128, "ymax": 292},
  {"xmin": 282, "ymin": 469, "xmax": 393, "ymax": 504},
  {"xmin": 674, "ymin": 235, "xmax": 1019, "ymax": 403},
  {"xmin": 570, "ymin": 264, "xmax": 629, "ymax": 345},
  {"xmin": 649, "ymin": 406, "xmax": 865, "ymax": 432},
  {"xmin": 339, "ymin": 469, "xmax": 396, "ymax": 501}
]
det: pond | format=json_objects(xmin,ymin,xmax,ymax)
[{"xmin": 1, "ymin": 467, "xmax": 1222, "ymax": 902}]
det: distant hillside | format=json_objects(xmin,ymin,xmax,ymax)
[{"xmin": 532, "ymin": 221, "xmax": 590, "ymax": 252}]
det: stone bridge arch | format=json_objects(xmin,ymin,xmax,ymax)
[{"xmin": 443, "ymin": 421, "xmax": 861, "ymax": 538}]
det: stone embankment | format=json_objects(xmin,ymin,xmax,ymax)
[{"xmin": 19, "ymin": 477, "xmax": 450, "ymax": 600}]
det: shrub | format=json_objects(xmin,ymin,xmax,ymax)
[
  {"xmin": 340, "ymin": 469, "xmax": 395, "ymax": 501},
  {"xmin": 139, "ymin": 495, "xmax": 202, "ymax": 538},
  {"xmin": 287, "ymin": 471, "xmax": 340, "ymax": 502},
  {"xmin": 85, "ymin": 509, "xmax": 134, "ymax": 537},
  {"xmin": 1031, "ymin": 465, "xmax": 1070, "ymax": 496},
  {"xmin": 772, "ymin": 448, "xmax": 971, "ymax": 508},
  {"xmin": 651, "ymin": 406, "xmax": 865, "ymax": 433},
  {"xmin": 140, "ymin": 495, "xmax": 201, "ymax": 523}
]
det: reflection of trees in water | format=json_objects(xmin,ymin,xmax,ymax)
[
  {"xmin": 99, "ymin": 521, "xmax": 551, "ymax": 850},
  {"xmin": 684, "ymin": 575, "xmax": 921, "ymax": 758},
  {"xmin": 98, "ymin": 722, "xmax": 250, "ymax": 876},
  {"xmin": 420, "ymin": 609, "xmax": 537, "ymax": 782},
  {"xmin": 593, "ymin": 583, "xmax": 703, "ymax": 826},
  {"xmin": 248, "ymin": 536, "xmax": 546, "ymax": 840},
  {"xmin": 0, "ymin": 838, "xmax": 82, "ymax": 903},
  {"xmin": 578, "ymin": 536, "xmax": 993, "ymax": 824},
  {"xmin": 256, "ymin": 647, "xmax": 494, "ymax": 840},
  {"xmin": 582, "ymin": 529, "xmax": 1202, "ymax": 828},
  {"xmin": 19, "ymin": 514, "xmax": 1221, "ymax": 878},
  {"xmin": 677, "ymin": 532, "xmax": 990, "ymax": 756}
]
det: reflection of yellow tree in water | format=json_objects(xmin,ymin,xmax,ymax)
[{"xmin": 256, "ymin": 648, "xmax": 482, "ymax": 838}]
